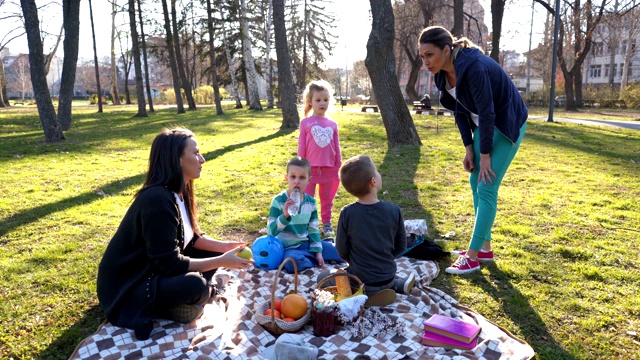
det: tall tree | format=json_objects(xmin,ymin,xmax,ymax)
[
  {"xmin": 171, "ymin": 0, "xmax": 196, "ymax": 110},
  {"xmin": 261, "ymin": 0, "xmax": 275, "ymax": 108},
  {"xmin": 110, "ymin": 1, "xmax": 121, "ymax": 105},
  {"xmin": 273, "ymin": 0, "xmax": 299, "ymax": 128},
  {"xmin": 0, "ymin": 58, "xmax": 7, "ymax": 107},
  {"xmin": 137, "ymin": 0, "xmax": 154, "ymax": 112},
  {"xmin": 488, "ymin": 0, "xmax": 506, "ymax": 62},
  {"xmin": 128, "ymin": 0, "xmax": 147, "ymax": 117},
  {"xmin": 160, "ymin": 0, "xmax": 185, "ymax": 113},
  {"xmin": 295, "ymin": 0, "xmax": 336, "ymax": 89},
  {"xmin": 19, "ymin": 0, "xmax": 64, "ymax": 141},
  {"xmin": 117, "ymin": 31, "xmax": 133, "ymax": 104},
  {"xmin": 452, "ymin": 0, "xmax": 464, "ymax": 37},
  {"xmin": 57, "ymin": 0, "xmax": 81, "ymax": 131},
  {"xmin": 206, "ymin": 0, "xmax": 224, "ymax": 115},
  {"xmin": 557, "ymin": 0, "xmax": 606, "ymax": 110},
  {"xmin": 89, "ymin": 0, "xmax": 103, "ymax": 113},
  {"xmin": 239, "ymin": 0, "xmax": 263, "ymax": 110},
  {"xmin": 393, "ymin": 0, "xmax": 440, "ymax": 102},
  {"xmin": 43, "ymin": 25, "xmax": 64, "ymax": 76},
  {"xmin": 619, "ymin": 6, "xmax": 640, "ymax": 97},
  {"xmin": 221, "ymin": 18, "xmax": 243, "ymax": 108},
  {"xmin": 366, "ymin": 0, "xmax": 421, "ymax": 147}
]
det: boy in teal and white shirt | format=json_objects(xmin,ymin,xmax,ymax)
[{"xmin": 267, "ymin": 157, "xmax": 342, "ymax": 273}]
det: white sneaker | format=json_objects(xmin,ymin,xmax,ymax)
[{"xmin": 403, "ymin": 272, "xmax": 417, "ymax": 294}]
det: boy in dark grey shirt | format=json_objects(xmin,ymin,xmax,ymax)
[{"xmin": 334, "ymin": 155, "xmax": 417, "ymax": 307}]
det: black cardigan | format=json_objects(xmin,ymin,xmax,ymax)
[{"xmin": 97, "ymin": 185, "xmax": 191, "ymax": 340}]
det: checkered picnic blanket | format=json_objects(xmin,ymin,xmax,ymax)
[{"xmin": 70, "ymin": 257, "xmax": 534, "ymax": 359}]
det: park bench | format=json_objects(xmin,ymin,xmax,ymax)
[
  {"xmin": 412, "ymin": 101, "xmax": 432, "ymax": 114},
  {"xmin": 425, "ymin": 109, "xmax": 452, "ymax": 116},
  {"xmin": 361, "ymin": 105, "xmax": 379, "ymax": 112}
]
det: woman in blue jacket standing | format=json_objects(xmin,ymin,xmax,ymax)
[{"xmin": 417, "ymin": 26, "xmax": 528, "ymax": 275}]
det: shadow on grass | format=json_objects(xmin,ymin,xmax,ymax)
[
  {"xmin": 203, "ymin": 129, "xmax": 294, "ymax": 160},
  {"xmin": 378, "ymin": 145, "xmax": 436, "ymax": 237},
  {"xmin": 525, "ymin": 122, "xmax": 639, "ymax": 168},
  {"xmin": 0, "ymin": 174, "xmax": 146, "ymax": 238},
  {"xmin": 0, "ymin": 130, "xmax": 292, "ymax": 239},
  {"xmin": 37, "ymin": 304, "xmax": 104, "ymax": 360},
  {"xmin": 472, "ymin": 263, "xmax": 576, "ymax": 359}
]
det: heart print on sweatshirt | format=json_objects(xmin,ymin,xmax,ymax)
[{"xmin": 310, "ymin": 126, "xmax": 333, "ymax": 148}]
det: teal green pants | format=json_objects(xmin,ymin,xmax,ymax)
[{"xmin": 468, "ymin": 122, "xmax": 526, "ymax": 251}]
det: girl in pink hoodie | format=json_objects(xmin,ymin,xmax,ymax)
[{"xmin": 298, "ymin": 80, "xmax": 342, "ymax": 238}]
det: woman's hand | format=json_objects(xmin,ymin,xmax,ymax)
[
  {"xmin": 215, "ymin": 241, "xmax": 247, "ymax": 253},
  {"xmin": 315, "ymin": 252, "xmax": 325, "ymax": 268},
  {"xmin": 219, "ymin": 245, "xmax": 254, "ymax": 270},
  {"xmin": 478, "ymin": 153, "xmax": 496, "ymax": 185},
  {"xmin": 463, "ymin": 145, "xmax": 475, "ymax": 173}
]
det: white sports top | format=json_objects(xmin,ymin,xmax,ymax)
[
  {"xmin": 446, "ymin": 80, "xmax": 479, "ymax": 127},
  {"xmin": 174, "ymin": 193, "xmax": 194, "ymax": 249}
]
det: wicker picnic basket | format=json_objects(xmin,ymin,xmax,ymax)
[
  {"xmin": 313, "ymin": 270, "xmax": 365, "ymax": 325},
  {"xmin": 254, "ymin": 257, "xmax": 311, "ymax": 335}
]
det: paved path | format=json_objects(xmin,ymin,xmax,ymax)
[
  {"xmin": 528, "ymin": 115, "xmax": 640, "ymax": 130},
  {"xmin": 347, "ymin": 107, "xmax": 640, "ymax": 130}
]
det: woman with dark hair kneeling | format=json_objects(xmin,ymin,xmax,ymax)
[{"xmin": 97, "ymin": 128, "xmax": 253, "ymax": 340}]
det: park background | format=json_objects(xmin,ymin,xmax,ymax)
[{"xmin": 1, "ymin": 0, "xmax": 640, "ymax": 359}]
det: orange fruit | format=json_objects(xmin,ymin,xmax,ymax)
[
  {"xmin": 281, "ymin": 293, "xmax": 308, "ymax": 320},
  {"xmin": 283, "ymin": 317, "xmax": 295, "ymax": 322},
  {"xmin": 273, "ymin": 299, "xmax": 282, "ymax": 313},
  {"xmin": 264, "ymin": 308, "xmax": 281, "ymax": 319}
]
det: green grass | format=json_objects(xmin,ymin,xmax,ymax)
[{"xmin": 1, "ymin": 104, "xmax": 639, "ymax": 359}]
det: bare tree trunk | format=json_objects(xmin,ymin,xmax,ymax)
[
  {"xmin": 129, "ymin": 0, "xmax": 147, "ymax": 117},
  {"xmin": 89, "ymin": 0, "xmax": 103, "ymax": 113},
  {"xmin": 20, "ymin": 0, "xmax": 64, "ymax": 141},
  {"xmin": 122, "ymin": 54, "xmax": 132, "ymax": 104},
  {"xmin": 221, "ymin": 20, "xmax": 242, "ymax": 109},
  {"xmin": 206, "ymin": 0, "xmax": 224, "ymax": 115},
  {"xmin": 171, "ymin": 0, "xmax": 196, "ymax": 110},
  {"xmin": 608, "ymin": 0, "xmax": 620, "ymax": 87},
  {"xmin": 44, "ymin": 24, "xmax": 64, "ymax": 76},
  {"xmin": 489, "ymin": 0, "xmax": 506, "ymax": 63},
  {"xmin": 264, "ymin": 0, "xmax": 274, "ymax": 109},
  {"xmin": 239, "ymin": 0, "xmax": 263, "ymax": 110},
  {"xmin": 273, "ymin": 0, "xmax": 299, "ymax": 128},
  {"xmin": 160, "ymin": 0, "xmax": 185, "ymax": 113},
  {"xmin": 0, "ymin": 59, "xmax": 8, "ymax": 107},
  {"xmin": 57, "ymin": 0, "xmax": 81, "ymax": 131},
  {"xmin": 451, "ymin": 0, "xmax": 464, "ymax": 37},
  {"xmin": 137, "ymin": 0, "xmax": 154, "ymax": 112},
  {"xmin": 620, "ymin": 32, "xmax": 635, "ymax": 97},
  {"xmin": 300, "ymin": 0, "xmax": 308, "ymax": 89},
  {"xmin": 366, "ymin": 0, "xmax": 421, "ymax": 147},
  {"xmin": 110, "ymin": 2, "xmax": 121, "ymax": 105}
]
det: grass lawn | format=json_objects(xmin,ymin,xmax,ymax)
[{"xmin": 1, "ymin": 104, "xmax": 639, "ymax": 359}]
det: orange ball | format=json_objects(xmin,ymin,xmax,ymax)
[{"xmin": 281, "ymin": 293, "xmax": 308, "ymax": 320}]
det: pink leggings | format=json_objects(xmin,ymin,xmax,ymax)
[{"xmin": 304, "ymin": 166, "xmax": 340, "ymax": 224}]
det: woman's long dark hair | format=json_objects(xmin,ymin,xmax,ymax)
[
  {"xmin": 136, "ymin": 127, "xmax": 200, "ymax": 234},
  {"xmin": 418, "ymin": 26, "xmax": 483, "ymax": 61}
]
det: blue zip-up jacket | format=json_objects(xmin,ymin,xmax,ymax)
[{"xmin": 434, "ymin": 48, "xmax": 528, "ymax": 154}]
